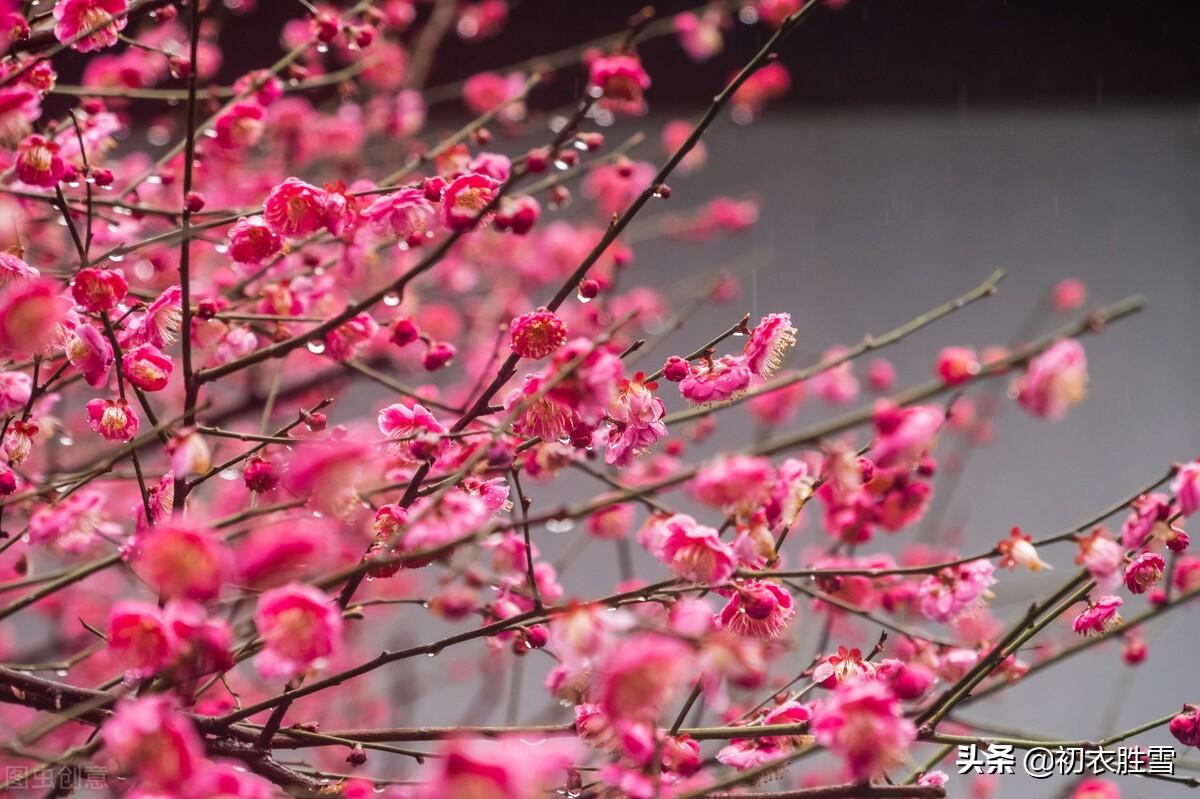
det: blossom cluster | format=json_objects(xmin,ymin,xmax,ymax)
[{"xmin": 0, "ymin": 2, "xmax": 1188, "ymax": 799}]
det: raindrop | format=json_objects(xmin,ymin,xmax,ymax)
[
  {"xmin": 108, "ymin": 253, "xmax": 125, "ymax": 262},
  {"xmin": 546, "ymin": 518, "xmax": 575, "ymax": 534},
  {"xmin": 218, "ymin": 469, "xmax": 239, "ymax": 481},
  {"xmin": 575, "ymin": 289, "xmax": 592, "ymax": 304},
  {"xmin": 383, "ymin": 293, "xmax": 401, "ymax": 307},
  {"xmin": 307, "ymin": 340, "xmax": 326, "ymax": 354},
  {"xmin": 59, "ymin": 436, "xmax": 73, "ymax": 446}
]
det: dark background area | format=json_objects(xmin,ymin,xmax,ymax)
[{"xmin": 218, "ymin": 0, "xmax": 1200, "ymax": 108}]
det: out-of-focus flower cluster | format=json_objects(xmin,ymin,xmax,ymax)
[{"xmin": 0, "ymin": 1, "xmax": 1188, "ymax": 798}]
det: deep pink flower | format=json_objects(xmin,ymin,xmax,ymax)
[
  {"xmin": 131, "ymin": 521, "xmax": 230, "ymax": 601},
  {"xmin": 254, "ymin": 583, "xmax": 344, "ymax": 679},
  {"xmin": 935, "ymin": 346, "xmax": 979, "ymax": 385},
  {"xmin": 0, "ymin": 251, "xmax": 40, "ymax": 286},
  {"xmin": 132, "ymin": 285, "xmax": 183, "ymax": 348},
  {"xmin": 107, "ymin": 600, "xmax": 172, "ymax": 678},
  {"xmin": 869, "ymin": 402, "xmax": 943, "ymax": 469},
  {"xmin": 812, "ymin": 680, "xmax": 915, "ymax": 780},
  {"xmin": 469, "ymin": 152, "xmax": 512, "ymax": 182},
  {"xmin": 226, "ymin": 215, "xmax": 282, "ymax": 264},
  {"xmin": 867, "ymin": 358, "xmax": 896, "ymax": 392},
  {"xmin": 282, "ymin": 436, "xmax": 373, "ymax": 517},
  {"xmin": 1052, "ymin": 278, "xmax": 1088, "ymax": 313},
  {"xmin": 1124, "ymin": 552, "xmax": 1165, "ymax": 595},
  {"xmin": 71, "ymin": 266, "xmax": 127, "ymax": 311},
  {"xmin": 4, "ymin": 419, "xmax": 37, "ymax": 465},
  {"xmin": 123, "ymin": 343, "xmax": 173, "ymax": 391},
  {"xmin": 101, "ymin": 696, "xmax": 204, "ymax": 789},
  {"xmin": 1076, "ymin": 528, "xmax": 1125, "ymax": 587},
  {"xmin": 184, "ymin": 761, "xmax": 275, "ymax": 799},
  {"xmin": 1170, "ymin": 705, "xmax": 1200, "ymax": 748},
  {"xmin": 86, "ymin": 395, "xmax": 138, "ymax": 440},
  {"xmin": 691, "ymin": 454, "xmax": 774, "ymax": 518},
  {"xmin": 918, "ymin": 560, "xmax": 996, "ymax": 622},
  {"xmin": 14, "ymin": 135, "xmax": 65, "ymax": 187},
  {"xmin": 1072, "ymin": 595, "xmax": 1123, "ymax": 637},
  {"xmin": 743, "ymin": 312, "xmax": 796, "ymax": 379},
  {"xmin": 587, "ymin": 503, "xmax": 634, "ymax": 540},
  {"xmin": 678, "ymin": 354, "xmax": 752, "ymax": 404},
  {"xmin": 363, "ymin": 187, "xmax": 435, "ymax": 240},
  {"xmin": 1173, "ymin": 460, "xmax": 1200, "ymax": 517},
  {"xmin": 419, "ymin": 737, "xmax": 580, "ymax": 799},
  {"xmin": 263, "ymin": 177, "xmax": 332, "ymax": 238},
  {"xmin": 1120, "ymin": 492, "xmax": 1173, "ymax": 549},
  {"xmin": 811, "ymin": 345, "xmax": 860, "ymax": 405},
  {"xmin": 28, "ymin": 488, "xmax": 119, "ymax": 554},
  {"xmin": 236, "ymin": 517, "xmax": 331, "ymax": 587},
  {"xmin": 606, "ymin": 380, "xmax": 667, "ymax": 467},
  {"xmin": 747, "ymin": 375, "xmax": 806, "ymax": 425},
  {"xmin": 378, "ymin": 401, "xmax": 447, "ymax": 461},
  {"xmin": 757, "ymin": 0, "xmax": 804, "ymax": 26},
  {"xmin": 731, "ymin": 62, "xmax": 790, "ymax": 121},
  {"xmin": 504, "ymin": 372, "xmax": 577, "ymax": 442},
  {"xmin": 658, "ymin": 513, "xmax": 736, "ymax": 583},
  {"xmin": 510, "ymin": 308, "xmax": 567, "ymax": 359},
  {"xmin": 1014, "ymin": 338, "xmax": 1088, "ymax": 420},
  {"xmin": 595, "ymin": 632, "xmax": 694, "ymax": 725},
  {"xmin": 0, "ymin": 87, "xmax": 42, "ymax": 142},
  {"xmin": 813, "ymin": 645, "xmax": 878, "ymax": 688},
  {"xmin": 66, "ymin": 322, "xmax": 113, "ymax": 388},
  {"xmin": 718, "ymin": 580, "xmax": 796, "ymax": 639},
  {"xmin": 0, "ymin": 370, "xmax": 32, "ymax": 414},
  {"xmin": 53, "ymin": 0, "xmax": 129, "ymax": 52},
  {"xmin": 674, "ymin": 10, "xmax": 725, "ymax": 62},
  {"xmin": 213, "ymin": 101, "xmax": 265, "ymax": 149},
  {"xmin": 589, "ymin": 53, "xmax": 651, "ymax": 115},
  {"xmin": 0, "ymin": 279, "xmax": 73, "ymax": 355},
  {"xmin": 494, "ymin": 194, "xmax": 541, "ymax": 234},
  {"xmin": 441, "ymin": 172, "xmax": 501, "ymax": 230},
  {"xmin": 584, "ymin": 159, "xmax": 655, "ymax": 217},
  {"xmin": 403, "ymin": 487, "xmax": 491, "ymax": 555},
  {"xmin": 325, "ymin": 313, "xmax": 379, "ymax": 361},
  {"xmin": 163, "ymin": 600, "xmax": 234, "ymax": 678},
  {"xmin": 462, "ymin": 70, "xmax": 527, "ymax": 122},
  {"xmin": 233, "ymin": 69, "xmax": 284, "ymax": 106},
  {"xmin": 716, "ymin": 701, "xmax": 812, "ymax": 770}
]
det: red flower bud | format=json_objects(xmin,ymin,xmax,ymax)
[
  {"xmin": 422, "ymin": 341, "xmax": 455, "ymax": 371},
  {"xmin": 390, "ymin": 317, "xmax": 420, "ymax": 347},
  {"xmin": 72, "ymin": 267, "xmax": 128, "ymax": 312},
  {"xmin": 662, "ymin": 356, "xmax": 689, "ymax": 382}
]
